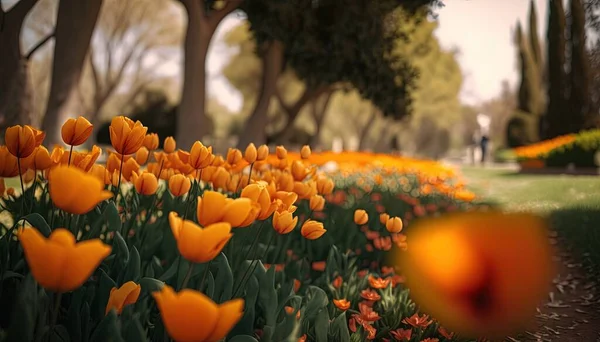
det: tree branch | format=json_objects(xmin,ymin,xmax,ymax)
[
  {"xmin": 88, "ymin": 46, "xmax": 103, "ymax": 102},
  {"xmin": 25, "ymin": 30, "xmax": 55, "ymax": 60},
  {"xmin": 207, "ymin": 0, "xmax": 242, "ymax": 28},
  {"xmin": 7, "ymin": 0, "xmax": 39, "ymax": 23}
]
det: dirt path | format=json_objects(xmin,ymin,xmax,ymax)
[{"xmin": 510, "ymin": 235, "xmax": 600, "ymax": 342}]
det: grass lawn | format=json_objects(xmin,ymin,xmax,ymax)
[{"xmin": 460, "ymin": 165, "xmax": 600, "ymax": 272}]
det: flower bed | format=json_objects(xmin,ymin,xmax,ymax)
[{"xmin": 0, "ymin": 117, "xmax": 546, "ymax": 342}]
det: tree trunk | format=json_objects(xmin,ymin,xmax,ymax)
[
  {"xmin": 41, "ymin": 0, "xmax": 103, "ymax": 146},
  {"xmin": 0, "ymin": 0, "xmax": 38, "ymax": 131},
  {"xmin": 310, "ymin": 91, "xmax": 333, "ymax": 149},
  {"xmin": 358, "ymin": 109, "xmax": 377, "ymax": 151},
  {"xmin": 236, "ymin": 40, "xmax": 284, "ymax": 148}
]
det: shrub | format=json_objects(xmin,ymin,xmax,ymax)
[
  {"xmin": 505, "ymin": 111, "xmax": 539, "ymax": 148},
  {"xmin": 544, "ymin": 129, "xmax": 600, "ymax": 167}
]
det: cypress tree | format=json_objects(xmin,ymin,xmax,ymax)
[
  {"xmin": 545, "ymin": 0, "xmax": 568, "ymax": 138},
  {"xmin": 515, "ymin": 22, "xmax": 541, "ymax": 116},
  {"xmin": 528, "ymin": 0, "xmax": 543, "ymax": 71},
  {"xmin": 568, "ymin": 0, "xmax": 590, "ymax": 133}
]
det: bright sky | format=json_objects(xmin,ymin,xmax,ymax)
[{"xmin": 167, "ymin": 0, "xmax": 550, "ymax": 112}]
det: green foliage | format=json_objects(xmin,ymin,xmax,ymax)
[
  {"xmin": 493, "ymin": 148, "xmax": 517, "ymax": 163},
  {"xmin": 506, "ymin": 111, "xmax": 539, "ymax": 148},
  {"xmin": 545, "ymin": 0, "xmax": 568, "ymax": 138},
  {"xmin": 515, "ymin": 22, "xmax": 543, "ymax": 116},
  {"xmin": 568, "ymin": 0, "xmax": 591, "ymax": 133},
  {"xmin": 544, "ymin": 129, "xmax": 600, "ymax": 167}
]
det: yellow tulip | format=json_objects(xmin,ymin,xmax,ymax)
[
  {"xmin": 105, "ymin": 281, "xmax": 141, "ymax": 315},
  {"xmin": 300, "ymin": 220, "xmax": 326, "ymax": 240},
  {"xmin": 49, "ymin": 166, "xmax": 113, "ymax": 215},
  {"xmin": 5, "ymin": 125, "xmax": 37, "ymax": 158},
  {"xmin": 169, "ymin": 212, "xmax": 232, "ymax": 263},
  {"xmin": 109, "ymin": 116, "xmax": 148, "ymax": 155},
  {"xmin": 396, "ymin": 212, "xmax": 555, "ymax": 339},
  {"xmin": 18, "ymin": 227, "xmax": 111, "ymax": 292},
  {"xmin": 61, "ymin": 116, "xmax": 93, "ymax": 146},
  {"xmin": 152, "ymin": 285, "xmax": 244, "ymax": 342}
]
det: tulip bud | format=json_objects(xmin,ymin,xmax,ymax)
[
  {"xmin": 61, "ymin": 116, "xmax": 93, "ymax": 146},
  {"xmin": 309, "ymin": 194, "xmax": 325, "ymax": 211},
  {"xmin": 300, "ymin": 145, "xmax": 311, "ymax": 159},
  {"xmin": 380, "ymin": 213, "xmax": 390, "ymax": 225},
  {"xmin": 5, "ymin": 125, "xmax": 37, "ymax": 158},
  {"xmin": 244, "ymin": 143, "xmax": 257, "ymax": 163},
  {"xmin": 257, "ymin": 144, "xmax": 269, "ymax": 161},
  {"xmin": 135, "ymin": 146, "xmax": 149, "ymax": 165},
  {"xmin": 354, "ymin": 209, "xmax": 369, "ymax": 225},
  {"xmin": 33, "ymin": 146, "xmax": 52, "ymax": 170},
  {"xmin": 316, "ymin": 176, "xmax": 334, "ymax": 195},
  {"xmin": 385, "ymin": 217, "xmax": 403, "ymax": 233},
  {"xmin": 273, "ymin": 210, "xmax": 298, "ymax": 234},
  {"xmin": 300, "ymin": 219, "xmax": 326, "ymax": 240},
  {"xmin": 276, "ymin": 146, "xmax": 287, "ymax": 159},
  {"xmin": 168, "ymin": 174, "xmax": 191, "ymax": 197},
  {"xmin": 143, "ymin": 133, "xmax": 159, "ymax": 150},
  {"xmin": 226, "ymin": 148, "xmax": 242, "ymax": 165},
  {"xmin": 132, "ymin": 171, "xmax": 158, "ymax": 196},
  {"xmin": 291, "ymin": 160, "xmax": 307, "ymax": 181},
  {"xmin": 163, "ymin": 136, "xmax": 176, "ymax": 153}
]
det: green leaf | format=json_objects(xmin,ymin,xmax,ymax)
[
  {"xmin": 120, "ymin": 246, "xmax": 141, "ymax": 284},
  {"xmin": 112, "ymin": 232, "xmax": 129, "ymax": 265},
  {"xmin": 330, "ymin": 312, "xmax": 350, "ymax": 342},
  {"xmin": 89, "ymin": 310, "xmax": 123, "ymax": 342},
  {"xmin": 213, "ymin": 253, "xmax": 234, "ymax": 303},
  {"xmin": 121, "ymin": 317, "xmax": 147, "ymax": 342},
  {"xmin": 48, "ymin": 325, "xmax": 71, "ymax": 342},
  {"xmin": 314, "ymin": 309, "xmax": 329, "ymax": 342},
  {"xmin": 91, "ymin": 270, "xmax": 116, "ymax": 320},
  {"xmin": 203, "ymin": 271, "xmax": 215, "ymax": 299},
  {"xmin": 83, "ymin": 205, "xmax": 110, "ymax": 240},
  {"xmin": 67, "ymin": 288, "xmax": 85, "ymax": 341},
  {"xmin": 22, "ymin": 213, "xmax": 51, "ymax": 237},
  {"xmin": 139, "ymin": 277, "xmax": 165, "ymax": 294},
  {"xmin": 6, "ymin": 274, "xmax": 38, "ymax": 342},
  {"xmin": 105, "ymin": 202, "xmax": 122, "ymax": 232},
  {"xmin": 158, "ymin": 256, "xmax": 180, "ymax": 282},
  {"xmin": 2, "ymin": 271, "xmax": 24, "ymax": 281},
  {"xmin": 303, "ymin": 286, "xmax": 328, "ymax": 319},
  {"xmin": 81, "ymin": 303, "xmax": 91, "ymax": 342}
]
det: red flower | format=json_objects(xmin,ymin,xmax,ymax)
[
  {"xmin": 368, "ymin": 275, "xmax": 391, "ymax": 289},
  {"xmin": 332, "ymin": 275, "xmax": 343, "ymax": 289},
  {"xmin": 390, "ymin": 328, "xmax": 412, "ymax": 341},
  {"xmin": 403, "ymin": 313, "xmax": 432, "ymax": 329},
  {"xmin": 360, "ymin": 289, "xmax": 381, "ymax": 301}
]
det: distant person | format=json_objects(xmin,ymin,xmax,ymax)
[{"xmin": 480, "ymin": 134, "xmax": 489, "ymax": 164}]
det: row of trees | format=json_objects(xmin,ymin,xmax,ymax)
[
  {"xmin": 508, "ymin": 0, "xmax": 598, "ymax": 147},
  {"xmin": 1, "ymin": 0, "xmax": 444, "ymax": 150}
]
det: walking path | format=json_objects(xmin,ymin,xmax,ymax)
[{"xmin": 457, "ymin": 164, "xmax": 600, "ymax": 342}]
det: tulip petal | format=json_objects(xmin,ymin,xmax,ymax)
[
  {"xmin": 18, "ymin": 227, "xmax": 66, "ymax": 291},
  {"xmin": 61, "ymin": 239, "xmax": 112, "ymax": 292},
  {"xmin": 197, "ymin": 191, "xmax": 227, "ymax": 226},
  {"xmin": 205, "ymin": 299, "xmax": 245, "ymax": 342}
]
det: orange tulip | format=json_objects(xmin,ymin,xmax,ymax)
[
  {"xmin": 32, "ymin": 146, "xmax": 52, "ymax": 170},
  {"xmin": 0, "ymin": 146, "xmax": 19, "ymax": 177},
  {"xmin": 256, "ymin": 144, "xmax": 269, "ymax": 161},
  {"xmin": 105, "ymin": 281, "xmax": 141, "ymax": 315},
  {"xmin": 109, "ymin": 116, "xmax": 148, "ymax": 155},
  {"xmin": 5, "ymin": 125, "xmax": 37, "ymax": 158},
  {"xmin": 61, "ymin": 116, "xmax": 93, "ymax": 146},
  {"xmin": 163, "ymin": 136, "xmax": 176, "ymax": 153},
  {"xmin": 135, "ymin": 146, "xmax": 149, "ymax": 165},
  {"xmin": 244, "ymin": 143, "xmax": 257, "ymax": 163},
  {"xmin": 152, "ymin": 285, "xmax": 244, "ymax": 342},
  {"xmin": 276, "ymin": 145, "xmax": 287, "ymax": 159},
  {"xmin": 316, "ymin": 176, "xmax": 334, "ymax": 195},
  {"xmin": 89, "ymin": 164, "xmax": 111, "ymax": 185},
  {"xmin": 226, "ymin": 148, "xmax": 242, "ymax": 165},
  {"xmin": 333, "ymin": 299, "xmax": 351, "ymax": 311},
  {"xmin": 197, "ymin": 191, "xmax": 256, "ymax": 228},
  {"xmin": 168, "ymin": 174, "xmax": 191, "ymax": 197},
  {"xmin": 309, "ymin": 194, "xmax": 325, "ymax": 211},
  {"xmin": 132, "ymin": 171, "xmax": 158, "ymax": 196},
  {"xmin": 379, "ymin": 213, "xmax": 390, "ymax": 225},
  {"xmin": 143, "ymin": 133, "xmax": 159, "ymax": 150},
  {"xmin": 49, "ymin": 166, "xmax": 113, "ymax": 214},
  {"xmin": 396, "ymin": 212, "xmax": 555, "ymax": 339},
  {"xmin": 18, "ymin": 227, "xmax": 111, "ymax": 292},
  {"xmin": 385, "ymin": 216, "xmax": 403, "ymax": 233},
  {"xmin": 354, "ymin": 209, "xmax": 369, "ymax": 225},
  {"xmin": 189, "ymin": 141, "xmax": 213, "ymax": 169},
  {"xmin": 300, "ymin": 220, "xmax": 326, "ymax": 240},
  {"xmin": 272, "ymin": 210, "xmax": 298, "ymax": 234},
  {"xmin": 169, "ymin": 212, "xmax": 232, "ymax": 263},
  {"xmin": 300, "ymin": 145, "xmax": 311, "ymax": 159},
  {"xmin": 240, "ymin": 182, "xmax": 277, "ymax": 220}
]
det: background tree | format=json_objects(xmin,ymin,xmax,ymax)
[
  {"xmin": 515, "ymin": 22, "xmax": 543, "ymax": 117},
  {"xmin": 0, "ymin": 0, "xmax": 53, "ymax": 131},
  {"xmin": 529, "ymin": 0, "xmax": 544, "ymax": 75},
  {"xmin": 41, "ymin": 0, "xmax": 104, "ymax": 146},
  {"xmin": 175, "ymin": 0, "xmax": 241, "ymax": 150},
  {"xmin": 481, "ymin": 80, "xmax": 517, "ymax": 147},
  {"xmin": 545, "ymin": 0, "xmax": 568, "ymax": 138},
  {"xmin": 568, "ymin": 0, "xmax": 591, "ymax": 132},
  {"xmin": 80, "ymin": 0, "xmax": 181, "ymax": 137}
]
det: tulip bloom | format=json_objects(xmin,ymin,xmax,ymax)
[
  {"xmin": 380, "ymin": 213, "xmax": 390, "ymax": 225},
  {"xmin": 272, "ymin": 210, "xmax": 298, "ymax": 234},
  {"xmin": 189, "ymin": 141, "xmax": 213, "ymax": 169},
  {"xmin": 333, "ymin": 299, "xmax": 351, "ymax": 311},
  {"xmin": 300, "ymin": 145, "xmax": 311, "ymax": 159},
  {"xmin": 240, "ymin": 182, "xmax": 277, "ymax": 220},
  {"xmin": 49, "ymin": 166, "xmax": 113, "ymax": 215},
  {"xmin": 0, "ymin": 146, "xmax": 19, "ymax": 177},
  {"xmin": 153, "ymin": 285, "xmax": 244, "ymax": 342},
  {"xmin": 309, "ymin": 194, "xmax": 325, "ymax": 211},
  {"xmin": 5, "ymin": 125, "xmax": 38, "ymax": 158},
  {"xmin": 385, "ymin": 217, "xmax": 403, "ymax": 233},
  {"xmin": 316, "ymin": 176, "xmax": 334, "ymax": 195},
  {"xmin": 143, "ymin": 133, "xmax": 159, "ymax": 150},
  {"xmin": 275, "ymin": 146, "xmax": 287, "ymax": 159},
  {"xmin": 18, "ymin": 228, "xmax": 111, "ymax": 292},
  {"xmin": 61, "ymin": 116, "xmax": 93, "ymax": 146},
  {"xmin": 244, "ymin": 143, "xmax": 257, "ymax": 163},
  {"xmin": 256, "ymin": 145, "xmax": 269, "ymax": 161},
  {"xmin": 197, "ymin": 191, "xmax": 257, "ymax": 228},
  {"xmin": 163, "ymin": 136, "xmax": 176, "ymax": 153},
  {"xmin": 168, "ymin": 174, "xmax": 191, "ymax": 197},
  {"xmin": 132, "ymin": 171, "xmax": 158, "ymax": 196},
  {"xmin": 169, "ymin": 212, "xmax": 232, "ymax": 264},
  {"xmin": 301, "ymin": 220, "xmax": 326, "ymax": 240},
  {"xmin": 226, "ymin": 148, "xmax": 242, "ymax": 165},
  {"xmin": 354, "ymin": 209, "xmax": 369, "ymax": 225},
  {"xmin": 105, "ymin": 281, "xmax": 141, "ymax": 315},
  {"xmin": 135, "ymin": 146, "xmax": 149, "ymax": 165},
  {"xmin": 109, "ymin": 116, "xmax": 148, "ymax": 155},
  {"xmin": 396, "ymin": 212, "xmax": 555, "ymax": 339}
]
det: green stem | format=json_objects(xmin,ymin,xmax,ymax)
[
  {"xmin": 48, "ymin": 292, "xmax": 63, "ymax": 341},
  {"xmin": 17, "ymin": 157, "xmax": 27, "ymax": 215},
  {"xmin": 29, "ymin": 168, "xmax": 37, "ymax": 211},
  {"xmin": 67, "ymin": 145, "xmax": 74, "ymax": 166},
  {"xmin": 239, "ymin": 221, "xmax": 265, "ymax": 266},
  {"xmin": 198, "ymin": 259, "xmax": 212, "ymax": 291},
  {"xmin": 180, "ymin": 261, "xmax": 195, "ymax": 290},
  {"xmin": 114, "ymin": 155, "xmax": 124, "ymax": 201},
  {"xmin": 233, "ymin": 232, "xmax": 275, "ymax": 297}
]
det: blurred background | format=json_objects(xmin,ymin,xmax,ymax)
[{"xmin": 1, "ymin": 0, "xmax": 599, "ymax": 160}]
